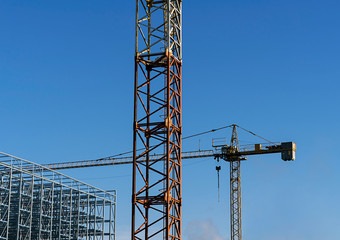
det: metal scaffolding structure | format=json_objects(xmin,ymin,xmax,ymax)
[{"xmin": 0, "ymin": 152, "xmax": 116, "ymax": 240}]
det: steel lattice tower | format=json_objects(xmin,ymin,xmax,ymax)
[
  {"xmin": 132, "ymin": 1, "xmax": 182, "ymax": 240},
  {"xmin": 226, "ymin": 125, "xmax": 242, "ymax": 240}
]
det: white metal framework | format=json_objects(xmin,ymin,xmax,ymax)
[{"xmin": 0, "ymin": 152, "xmax": 116, "ymax": 240}]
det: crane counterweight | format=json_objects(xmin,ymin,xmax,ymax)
[{"xmin": 281, "ymin": 142, "xmax": 296, "ymax": 161}]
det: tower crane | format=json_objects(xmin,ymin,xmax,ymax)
[
  {"xmin": 214, "ymin": 125, "xmax": 296, "ymax": 240},
  {"xmin": 44, "ymin": 124, "xmax": 296, "ymax": 240}
]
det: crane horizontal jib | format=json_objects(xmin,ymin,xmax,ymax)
[{"xmin": 44, "ymin": 142, "xmax": 296, "ymax": 170}]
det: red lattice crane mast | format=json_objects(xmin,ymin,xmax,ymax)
[{"xmin": 132, "ymin": 1, "xmax": 182, "ymax": 240}]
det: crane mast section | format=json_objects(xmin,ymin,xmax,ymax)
[
  {"xmin": 228, "ymin": 125, "xmax": 242, "ymax": 240},
  {"xmin": 132, "ymin": 1, "xmax": 182, "ymax": 240}
]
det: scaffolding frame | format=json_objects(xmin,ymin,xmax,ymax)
[{"xmin": 0, "ymin": 152, "xmax": 116, "ymax": 240}]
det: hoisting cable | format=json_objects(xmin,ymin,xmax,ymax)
[
  {"xmin": 104, "ymin": 123, "xmax": 274, "ymax": 159},
  {"xmin": 109, "ymin": 124, "xmax": 234, "ymax": 158},
  {"xmin": 235, "ymin": 124, "xmax": 276, "ymax": 144},
  {"xmin": 182, "ymin": 124, "xmax": 234, "ymax": 140}
]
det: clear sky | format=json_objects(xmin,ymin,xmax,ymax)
[{"xmin": 1, "ymin": 0, "xmax": 340, "ymax": 239}]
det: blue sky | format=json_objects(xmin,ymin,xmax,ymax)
[{"xmin": 1, "ymin": 0, "xmax": 340, "ymax": 239}]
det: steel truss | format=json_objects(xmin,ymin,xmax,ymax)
[
  {"xmin": 0, "ymin": 152, "xmax": 116, "ymax": 240},
  {"xmin": 221, "ymin": 125, "xmax": 242, "ymax": 240},
  {"xmin": 132, "ymin": 0, "xmax": 182, "ymax": 240}
]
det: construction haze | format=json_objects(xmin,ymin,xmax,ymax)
[{"xmin": 0, "ymin": 1, "xmax": 297, "ymax": 240}]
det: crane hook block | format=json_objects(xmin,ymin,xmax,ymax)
[{"xmin": 281, "ymin": 142, "xmax": 296, "ymax": 161}]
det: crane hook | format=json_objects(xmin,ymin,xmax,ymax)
[{"xmin": 216, "ymin": 165, "xmax": 221, "ymax": 202}]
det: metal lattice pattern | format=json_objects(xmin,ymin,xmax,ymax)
[
  {"xmin": 0, "ymin": 152, "xmax": 116, "ymax": 240},
  {"xmin": 229, "ymin": 126, "xmax": 242, "ymax": 240},
  {"xmin": 43, "ymin": 150, "xmax": 212, "ymax": 170},
  {"xmin": 132, "ymin": 0, "xmax": 182, "ymax": 240},
  {"xmin": 230, "ymin": 160, "xmax": 241, "ymax": 240}
]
